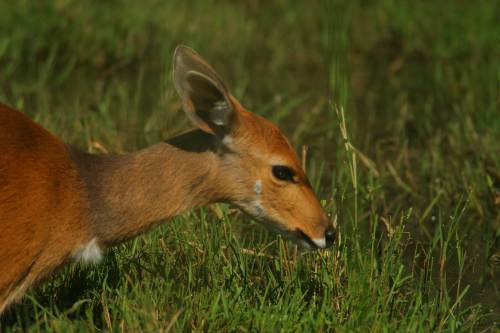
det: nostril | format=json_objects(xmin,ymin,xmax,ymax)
[{"xmin": 325, "ymin": 226, "xmax": 335, "ymax": 248}]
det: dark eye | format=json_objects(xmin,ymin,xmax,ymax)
[{"xmin": 272, "ymin": 165, "xmax": 295, "ymax": 182}]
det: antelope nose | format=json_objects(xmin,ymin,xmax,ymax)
[{"xmin": 325, "ymin": 226, "xmax": 335, "ymax": 248}]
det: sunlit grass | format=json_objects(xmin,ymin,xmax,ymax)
[{"xmin": 0, "ymin": 0, "xmax": 498, "ymax": 331}]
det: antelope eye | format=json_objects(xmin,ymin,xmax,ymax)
[{"xmin": 272, "ymin": 165, "xmax": 295, "ymax": 182}]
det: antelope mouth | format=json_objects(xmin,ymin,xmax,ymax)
[
  {"xmin": 236, "ymin": 205, "xmax": 327, "ymax": 250},
  {"xmin": 296, "ymin": 229, "xmax": 326, "ymax": 250}
]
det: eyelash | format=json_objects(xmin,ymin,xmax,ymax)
[{"xmin": 272, "ymin": 165, "xmax": 295, "ymax": 182}]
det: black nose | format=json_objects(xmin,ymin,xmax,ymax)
[{"xmin": 325, "ymin": 226, "xmax": 335, "ymax": 248}]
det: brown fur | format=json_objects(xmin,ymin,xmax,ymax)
[
  {"xmin": 0, "ymin": 46, "xmax": 331, "ymax": 314},
  {"xmin": 0, "ymin": 104, "xmax": 90, "ymax": 311}
]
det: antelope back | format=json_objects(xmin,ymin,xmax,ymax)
[{"xmin": 0, "ymin": 104, "xmax": 89, "ymax": 310}]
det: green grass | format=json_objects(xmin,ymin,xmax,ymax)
[{"xmin": 1, "ymin": 0, "xmax": 499, "ymax": 331}]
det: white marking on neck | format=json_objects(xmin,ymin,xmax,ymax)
[
  {"xmin": 254, "ymin": 180, "xmax": 262, "ymax": 195},
  {"xmin": 311, "ymin": 237, "xmax": 326, "ymax": 249},
  {"xmin": 222, "ymin": 135, "xmax": 233, "ymax": 146},
  {"xmin": 72, "ymin": 238, "xmax": 102, "ymax": 264}
]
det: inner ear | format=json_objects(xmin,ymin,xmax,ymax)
[
  {"xmin": 185, "ymin": 72, "xmax": 231, "ymax": 127},
  {"xmin": 186, "ymin": 73, "xmax": 230, "ymax": 126}
]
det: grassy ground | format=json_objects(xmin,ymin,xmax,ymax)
[{"xmin": 0, "ymin": 0, "xmax": 499, "ymax": 331}]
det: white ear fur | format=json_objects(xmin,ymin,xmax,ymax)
[
  {"xmin": 173, "ymin": 46, "xmax": 234, "ymax": 134},
  {"xmin": 184, "ymin": 70, "xmax": 233, "ymax": 127}
]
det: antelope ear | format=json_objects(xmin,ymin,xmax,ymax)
[{"xmin": 173, "ymin": 45, "xmax": 235, "ymax": 135}]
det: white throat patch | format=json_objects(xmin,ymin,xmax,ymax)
[{"xmin": 72, "ymin": 238, "xmax": 103, "ymax": 264}]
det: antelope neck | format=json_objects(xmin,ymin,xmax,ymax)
[{"xmin": 71, "ymin": 129, "xmax": 226, "ymax": 246}]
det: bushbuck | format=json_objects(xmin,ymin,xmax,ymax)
[{"xmin": 0, "ymin": 46, "xmax": 334, "ymax": 313}]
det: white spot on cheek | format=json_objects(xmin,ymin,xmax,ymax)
[
  {"xmin": 254, "ymin": 180, "xmax": 262, "ymax": 195},
  {"xmin": 72, "ymin": 238, "xmax": 102, "ymax": 264},
  {"xmin": 311, "ymin": 237, "xmax": 326, "ymax": 249},
  {"xmin": 251, "ymin": 181, "xmax": 265, "ymax": 218},
  {"xmin": 241, "ymin": 180, "xmax": 265, "ymax": 219},
  {"xmin": 253, "ymin": 200, "xmax": 265, "ymax": 217}
]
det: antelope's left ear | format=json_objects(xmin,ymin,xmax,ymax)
[{"xmin": 173, "ymin": 45, "xmax": 236, "ymax": 135}]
